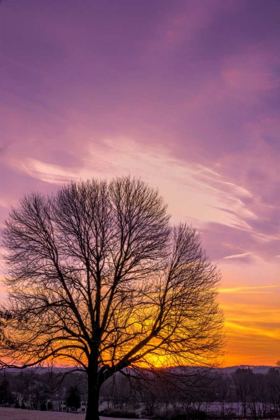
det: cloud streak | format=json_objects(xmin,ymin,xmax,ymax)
[
  {"xmin": 224, "ymin": 252, "xmax": 253, "ymax": 260},
  {"xmin": 219, "ymin": 285, "xmax": 280, "ymax": 293}
]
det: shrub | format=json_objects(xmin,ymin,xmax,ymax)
[{"xmin": 100, "ymin": 408, "xmax": 139, "ymax": 418}]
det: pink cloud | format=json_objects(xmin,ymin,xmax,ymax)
[{"xmin": 223, "ymin": 50, "xmax": 280, "ymax": 93}]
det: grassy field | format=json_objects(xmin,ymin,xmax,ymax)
[
  {"xmin": 0, "ymin": 407, "xmax": 135, "ymax": 420},
  {"xmin": 0, "ymin": 408, "xmax": 86, "ymax": 419}
]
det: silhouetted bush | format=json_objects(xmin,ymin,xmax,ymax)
[
  {"xmin": 100, "ymin": 408, "xmax": 139, "ymax": 418},
  {"xmin": 40, "ymin": 401, "xmax": 47, "ymax": 410}
]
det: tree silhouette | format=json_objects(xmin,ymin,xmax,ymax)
[
  {"xmin": 0, "ymin": 177, "xmax": 223, "ymax": 420},
  {"xmin": 0, "ymin": 376, "xmax": 13, "ymax": 404},
  {"xmin": 66, "ymin": 385, "xmax": 81, "ymax": 411}
]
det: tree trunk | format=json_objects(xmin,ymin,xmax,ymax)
[
  {"xmin": 85, "ymin": 387, "xmax": 100, "ymax": 420},
  {"xmin": 85, "ymin": 381, "xmax": 99, "ymax": 420},
  {"xmin": 85, "ymin": 357, "xmax": 101, "ymax": 420}
]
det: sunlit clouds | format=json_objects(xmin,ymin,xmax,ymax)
[
  {"xmin": 219, "ymin": 285, "xmax": 280, "ymax": 294},
  {"xmin": 9, "ymin": 137, "xmax": 257, "ymax": 230}
]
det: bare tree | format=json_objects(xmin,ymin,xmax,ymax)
[{"xmin": 0, "ymin": 177, "xmax": 223, "ymax": 420}]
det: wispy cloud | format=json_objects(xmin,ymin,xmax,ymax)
[
  {"xmin": 225, "ymin": 321, "xmax": 280, "ymax": 340},
  {"xmin": 219, "ymin": 285, "xmax": 280, "ymax": 294},
  {"xmin": 10, "ymin": 137, "xmax": 259, "ymax": 233},
  {"xmin": 224, "ymin": 252, "xmax": 253, "ymax": 260}
]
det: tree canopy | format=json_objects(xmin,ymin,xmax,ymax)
[{"xmin": 0, "ymin": 177, "xmax": 223, "ymax": 419}]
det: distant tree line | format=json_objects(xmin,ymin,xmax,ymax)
[
  {"xmin": 0, "ymin": 369, "xmax": 84, "ymax": 411},
  {"xmin": 100, "ymin": 367, "xmax": 280, "ymax": 419},
  {"xmin": 0, "ymin": 367, "xmax": 280, "ymax": 418}
]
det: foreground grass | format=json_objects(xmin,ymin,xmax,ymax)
[
  {"xmin": 0, "ymin": 408, "xmax": 85, "ymax": 419},
  {"xmin": 0, "ymin": 407, "xmax": 139, "ymax": 420}
]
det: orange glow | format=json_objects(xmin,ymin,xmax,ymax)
[
  {"xmin": 1, "ymin": 260, "xmax": 280, "ymax": 369},
  {"xmin": 219, "ymin": 288, "xmax": 280, "ymax": 366}
]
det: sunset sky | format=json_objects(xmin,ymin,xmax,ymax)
[{"xmin": 0, "ymin": 0, "xmax": 280, "ymax": 366}]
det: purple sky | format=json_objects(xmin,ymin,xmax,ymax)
[{"xmin": 1, "ymin": 0, "xmax": 280, "ymax": 365}]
